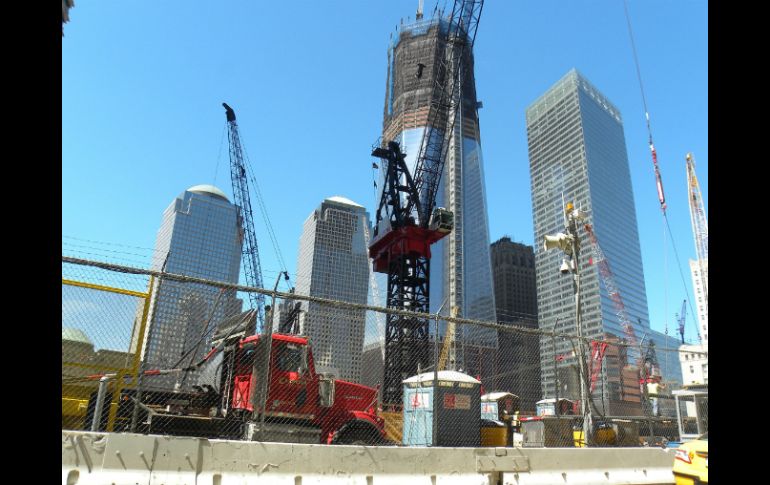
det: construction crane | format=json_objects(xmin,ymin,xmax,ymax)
[
  {"xmin": 686, "ymin": 153, "xmax": 708, "ymax": 308},
  {"xmin": 587, "ymin": 340, "xmax": 608, "ymax": 393},
  {"xmin": 437, "ymin": 307, "xmax": 460, "ymax": 371},
  {"xmin": 584, "ymin": 224, "xmax": 661, "ymax": 396},
  {"xmin": 676, "ymin": 299, "xmax": 687, "ymax": 344},
  {"xmin": 369, "ymin": 0, "xmax": 484, "ymax": 405},
  {"xmin": 223, "ymin": 103, "xmax": 267, "ymax": 332},
  {"xmin": 583, "ymin": 224, "xmax": 640, "ymax": 360}
]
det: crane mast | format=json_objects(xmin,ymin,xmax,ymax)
[
  {"xmin": 223, "ymin": 103, "xmax": 267, "ymax": 332},
  {"xmin": 583, "ymin": 224, "xmax": 640, "ymax": 363},
  {"xmin": 686, "ymin": 153, "xmax": 708, "ymax": 308},
  {"xmin": 370, "ymin": 0, "xmax": 484, "ymax": 405},
  {"xmin": 676, "ymin": 299, "xmax": 687, "ymax": 344}
]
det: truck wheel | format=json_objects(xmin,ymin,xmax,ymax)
[{"xmin": 337, "ymin": 429, "xmax": 378, "ymax": 446}]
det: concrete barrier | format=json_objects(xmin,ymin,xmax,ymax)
[{"xmin": 62, "ymin": 430, "xmax": 675, "ymax": 485}]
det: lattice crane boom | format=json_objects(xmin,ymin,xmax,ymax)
[
  {"xmin": 583, "ymin": 224, "xmax": 640, "ymax": 362},
  {"xmin": 676, "ymin": 299, "xmax": 687, "ymax": 344},
  {"xmin": 223, "ymin": 103, "xmax": 266, "ymax": 332},
  {"xmin": 686, "ymin": 153, "xmax": 708, "ymax": 305}
]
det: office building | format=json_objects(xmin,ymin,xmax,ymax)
[
  {"xmin": 294, "ymin": 196, "xmax": 371, "ymax": 382},
  {"xmin": 133, "ymin": 184, "xmax": 243, "ymax": 390},
  {"xmin": 527, "ymin": 69, "xmax": 656, "ymax": 411},
  {"xmin": 380, "ymin": 12, "xmax": 497, "ymax": 374},
  {"xmin": 490, "ymin": 237, "xmax": 541, "ymax": 412}
]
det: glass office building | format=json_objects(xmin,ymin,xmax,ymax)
[
  {"xmin": 294, "ymin": 196, "xmax": 371, "ymax": 382},
  {"xmin": 527, "ymin": 70, "xmax": 679, "ymax": 408},
  {"xmin": 133, "ymin": 184, "xmax": 243, "ymax": 390},
  {"xmin": 379, "ymin": 15, "xmax": 497, "ymax": 364}
]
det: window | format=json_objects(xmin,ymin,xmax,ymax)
[{"xmin": 276, "ymin": 344, "xmax": 303, "ymax": 373}]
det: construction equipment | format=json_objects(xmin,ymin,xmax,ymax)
[
  {"xmin": 686, "ymin": 153, "xmax": 708, "ymax": 311},
  {"xmin": 583, "ymin": 223, "xmax": 640, "ymax": 360},
  {"xmin": 369, "ymin": 0, "xmax": 484, "ymax": 405},
  {"xmin": 223, "ymin": 103, "xmax": 267, "ymax": 332},
  {"xmin": 676, "ymin": 299, "xmax": 687, "ymax": 344},
  {"xmin": 588, "ymin": 340, "xmax": 609, "ymax": 393},
  {"xmin": 437, "ymin": 306, "xmax": 460, "ymax": 371},
  {"xmin": 583, "ymin": 224, "xmax": 661, "ymax": 402},
  {"xmin": 85, "ymin": 310, "xmax": 386, "ymax": 445}
]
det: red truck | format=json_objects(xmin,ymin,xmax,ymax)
[{"xmin": 89, "ymin": 328, "xmax": 387, "ymax": 446}]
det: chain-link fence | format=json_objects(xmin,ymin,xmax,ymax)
[{"xmin": 62, "ymin": 256, "xmax": 708, "ymax": 448}]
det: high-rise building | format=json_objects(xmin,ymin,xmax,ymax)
[
  {"xmin": 527, "ymin": 69, "xmax": 677, "ymax": 410},
  {"xmin": 490, "ymin": 237, "xmax": 541, "ymax": 412},
  {"xmin": 133, "ymin": 184, "xmax": 243, "ymax": 390},
  {"xmin": 294, "ymin": 196, "xmax": 371, "ymax": 382},
  {"xmin": 679, "ymin": 261, "xmax": 708, "ymax": 386},
  {"xmin": 380, "ymin": 13, "xmax": 497, "ymax": 374}
]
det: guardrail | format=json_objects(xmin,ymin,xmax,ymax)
[{"xmin": 62, "ymin": 430, "xmax": 676, "ymax": 485}]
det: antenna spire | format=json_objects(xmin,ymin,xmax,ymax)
[{"xmin": 416, "ymin": 0, "xmax": 424, "ymax": 20}]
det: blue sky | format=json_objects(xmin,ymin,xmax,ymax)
[{"xmin": 62, "ymin": 1, "xmax": 707, "ymax": 345}]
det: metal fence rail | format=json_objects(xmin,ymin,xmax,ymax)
[{"xmin": 62, "ymin": 256, "xmax": 707, "ymax": 448}]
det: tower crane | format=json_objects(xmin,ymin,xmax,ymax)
[
  {"xmin": 583, "ymin": 224, "xmax": 661, "ymax": 392},
  {"xmin": 676, "ymin": 299, "xmax": 687, "ymax": 344},
  {"xmin": 583, "ymin": 224, "xmax": 640, "ymax": 359},
  {"xmin": 686, "ymin": 153, "xmax": 708, "ymax": 308},
  {"xmin": 369, "ymin": 0, "xmax": 484, "ymax": 405},
  {"xmin": 223, "ymin": 103, "xmax": 267, "ymax": 333}
]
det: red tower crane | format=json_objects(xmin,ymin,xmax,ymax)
[
  {"xmin": 583, "ymin": 224, "xmax": 660, "ymax": 392},
  {"xmin": 369, "ymin": 0, "xmax": 484, "ymax": 405}
]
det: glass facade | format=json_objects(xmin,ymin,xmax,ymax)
[
  {"xmin": 134, "ymin": 185, "xmax": 244, "ymax": 390},
  {"xmin": 527, "ymin": 70, "xmax": 680, "ymax": 405},
  {"xmin": 294, "ymin": 196, "xmax": 370, "ymax": 382},
  {"xmin": 379, "ymin": 17, "xmax": 497, "ymax": 363}
]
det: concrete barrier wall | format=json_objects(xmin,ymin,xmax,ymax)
[{"xmin": 62, "ymin": 430, "xmax": 675, "ymax": 485}]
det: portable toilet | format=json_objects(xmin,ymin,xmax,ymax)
[
  {"xmin": 402, "ymin": 370, "xmax": 481, "ymax": 447},
  {"xmin": 480, "ymin": 392, "xmax": 521, "ymax": 447}
]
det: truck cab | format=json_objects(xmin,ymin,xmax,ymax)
[{"xmin": 221, "ymin": 333, "xmax": 385, "ymax": 444}]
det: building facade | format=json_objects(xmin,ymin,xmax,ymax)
[
  {"xmin": 379, "ymin": 14, "xmax": 497, "ymax": 375},
  {"xmin": 132, "ymin": 184, "xmax": 243, "ymax": 390},
  {"xmin": 294, "ymin": 196, "xmax": 371, "ymax": 382},
  {"xmin": 527, "ymin": 69, "xmax": 671, "ymax": 411},
  {"xmin": 490, "ymin": 237, "xmax": 541, "ymax": 412}
]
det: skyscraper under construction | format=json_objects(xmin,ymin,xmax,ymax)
[{"xmin": 378, "ymin": 8, "xmax": 497, "ymax": 376}]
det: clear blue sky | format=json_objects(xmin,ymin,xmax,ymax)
[{"xmin": 62, "ymin": 1, "xmax": 708, "ymax": 344}]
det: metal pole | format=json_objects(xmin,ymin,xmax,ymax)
[
  {"xmin": 91, "ymin": 375, "xmax": 111, "ymax": 432},
  {"xmin": 432, "ymin": 298, "xmax": 447, "ymax": 447},
  {"xmin": 132, "ymin": 254, "xmax": 169, "ymax": 432},
  {"xmin": 553, "ymin": 318, "xmax": 559, "ymax": 402},
  {"xmin": 433, "ymin": 313, "xmax": 440, "ymax": 447},
  {"xmin": 255, "ymin": 272, "xmax": 287, "ymax": 441},
  {"xmin": 569, "ymin": 212, "xmax": 591, "ymax": 446}
]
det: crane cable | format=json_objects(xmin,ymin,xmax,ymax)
[
  {"xmin": 239, "ymin": 132, "xmax": 292, "ymax": 291},
  {"xmin": 622, "ymin": 0, "xmax": 699, "ymax": 340}
]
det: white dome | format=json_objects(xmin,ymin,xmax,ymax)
[
  {"xmin": 403, "ymin": 370, "xmax": 480, "ymax": 384},
  {"xmin": 62, "ymin": 327, "xmax": 93, "ymax": 345},
  {"xmin": 188, "ymin": 184, "xmax": 229, "ymax": 202},
  {"xmin": 325, "ymin": 195, "xmax": 363, "ymax": 208}
]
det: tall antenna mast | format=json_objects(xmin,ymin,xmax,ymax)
[{"xmin": 416, "ymin": 0, "xmax": 424, "ymax": 20}]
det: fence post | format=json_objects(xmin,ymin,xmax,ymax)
[
  {"xmin": 432, "ymin": 312, "xmax": 440, "ymax": 447},
  {"xmin": 91, "ymin": 375, "xmax": 112, "ymax": 432}
]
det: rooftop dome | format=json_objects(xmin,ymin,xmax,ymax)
[
  {"xmin": 402, "ymin": 370, "xmax": 481, "ymax": 384},
  {"xmin": 62, "ymin": 327, "xmax": 93, "ymax": 346},
  {"xmin": 325, "ymin": 195, "xmax": 363, "ymax": 208},
  {"xmin": 187, "ymin": 184, "xmax": 229, "ymax": 202}
]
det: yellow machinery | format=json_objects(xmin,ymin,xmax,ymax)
[{"xmin": 480, "ymin": 392, "xmax": 520, "ymax": 447}]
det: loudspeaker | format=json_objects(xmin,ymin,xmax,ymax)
[{"xmin": 543, "ymin": 233, "xmax": 570, "ymax": 252}]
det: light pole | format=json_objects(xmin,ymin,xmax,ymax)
[{"xmin": 543, "ymin": 201, "xmax": 591, "ymax": 446}]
